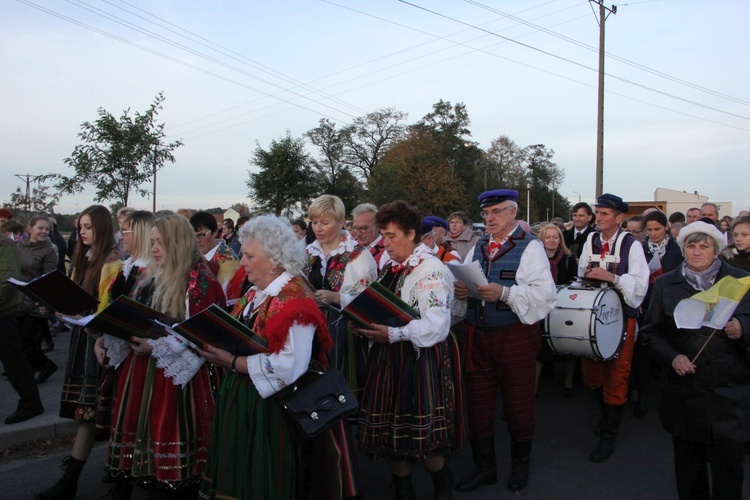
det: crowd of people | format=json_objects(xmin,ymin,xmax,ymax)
[{"xmin": 0, "ymin": 194, "xmax": 749, "ymax": 500}]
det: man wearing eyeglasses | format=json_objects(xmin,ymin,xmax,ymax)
[
  {"xmin": 189, "ymin": 211, "xmax": 239, "ymax": 294},
  {"xmin": 454, "ymin": 189, "xmax": 556, "ymax": 493},
  {"xmin": 351, "ymin": 203, "xmax": 386, "ymax": 268}
]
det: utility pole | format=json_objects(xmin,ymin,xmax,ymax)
[
  {"xmin": 591, "ymin": 0, "xmax": 616, "ymax": 198},
  {"xmin": 14, "ymin": 173, "xmax": 46, "ymax": 221}
]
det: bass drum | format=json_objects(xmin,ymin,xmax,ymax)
[{"xmin": 543, "ymin": 285, "xmax": 625, "ymax": 361}]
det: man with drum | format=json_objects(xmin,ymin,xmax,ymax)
[
  {"xmin": 579, "ymin": 193, "xmax": 649, "ymax": 462},
  {"xmin": 454, "ymin": 189, "xmax": 556, "ymax": 493}
]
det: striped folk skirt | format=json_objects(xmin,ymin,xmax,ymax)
[
  {"xmin": 358, "ymin": 333, "xmax": 464, "ymax": 460},
  {"xmin": 107, "ymin": 351, "xmax": 214, "ymax": 487}
]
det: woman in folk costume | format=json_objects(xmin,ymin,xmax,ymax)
[
  {"xmin": 356, "ymin": 200, "xmax": 463, "ymax": 499},
  {"xmin": 199, "ymin": 215, "xmax": 359, "ymax": 499},
  {"xmin": 36, "ymin": 205, "xmax": 123, "ymax": 500},
  {"xmin": 303, "ymin": 194, "xmax": 377, "ymax": 392},
  {"xmin": 103, "ymin": 214, "xmax": 225, "ymax": 499},
  {"xmin": 98, "ymin": 210, "xmax": 155, "ymax": 390}
]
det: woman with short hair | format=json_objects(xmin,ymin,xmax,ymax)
[
  {"xmin": 444, "ymin": 211, "xmax": 481, "ymax": 262},
  {"xmin": 642, "ymin": 221, "xmax": 750, "ymax": 499},
  {"xmin": 356, "ymin": 200, "xmax": 463, "ymax": 499}
]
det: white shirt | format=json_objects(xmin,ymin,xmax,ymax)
[{"xmin": 578, "ymin": 232, "xmax": 650, "ymax": 309}]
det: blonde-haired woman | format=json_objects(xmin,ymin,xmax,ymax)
[
  {"xmin": 303, "ymin": 194, "xmax": 377, "ymax": 386},
  {"xmin": 537, "ymin": 223, "xmax": 578, "ymax": 397},
  {"xmin": 105, "ymin": 214, "xmax": 225, "ymax": 499},
  {"xmin": 36, "ymin": 205, "xmax": 122, "ymax": 500}
]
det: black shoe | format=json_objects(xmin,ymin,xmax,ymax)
[
  {"xmin": 5, "ymin": 407, "xmax": 44, "ymax": 424},
  {"xmin": 35, "ymin": 361, "xmax": 58, "ymax": 384},
  {"xmin": 507, "ymin": 439, "xmax": 532, "ymax": 491},
  {"xmin": 41, "ymin": 339, "xmax": 54, "ymax": 353}
]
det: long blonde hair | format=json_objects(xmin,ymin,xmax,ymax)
[
  {"xmin": 124, "ymin": 210, "xmax": 154, "ymax": 262},
  {"xmin": 150, "ymin": 214, "xmax": 204, "ymax": 320}
]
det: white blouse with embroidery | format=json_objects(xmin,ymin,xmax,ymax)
[
  {"xmin": 242, "ymin": 272, "xmax": 316, "ymax": 399},
  {"xmin": 306, "ymin": 231, "xmax": 378, "ymax": 307},
  {"xmin": 386, "ymin": 244, "xmax": 455, "ymax": 348}
]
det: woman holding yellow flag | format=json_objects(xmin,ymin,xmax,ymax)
[{"xmin": 641, "ymin": 221, "xmax": 750, "ymax": 500}]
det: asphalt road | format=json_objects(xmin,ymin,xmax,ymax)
[{"xmin": 6, "ymin": 366, "xmax": 747, "ymax": 500}]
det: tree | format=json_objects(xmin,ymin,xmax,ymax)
[
  {"xmin": 524, "ymin": 144, "xmax": 569, "ymax": 222},
  {"xmin": 306, "ymin": 118, "xmax": 364, "ymax": 211},
  {"xmin": 413, "ymin": 100, "xmax": 483, "ymax": 214},
  {"xmin": 341, "ymin": 108, "xmax": 407, "ymax": 184},
  {"xmin": 370, "ymin": 128, "xmax": 466, "ymax": 215},
  {"xmin": 8, "ymin": 178, "xmax": 60, "ymax": 216},
  {"xmin": 229, "ymin": 203, "xmax": 251, "ymax": 217},
  {"xmin": 246, "ymin": 131, "xmax": 319, "ymax": 216},
  {"xmin": 55, "ymin": 92, "xmax": 183, "ymax": 207}
]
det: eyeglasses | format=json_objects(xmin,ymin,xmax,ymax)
[
  {"xmin": 121, "ymin": 230, "xmax": 134, "ymax": 235},
  {"xmin": 195, "ymin": 230, "xmax": 213, "ymax": 240},
  {"xmin": 480, "ymin": 206, "xmax": 513, "ymax": 219},
  {"xmin": 352, "ymin": 226, "xmax": 372, "ymax": 233}
]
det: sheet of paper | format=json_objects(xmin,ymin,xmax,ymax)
[{"xmin": 446, "ymin": 259, "xmax": 488, "ymax": 299}]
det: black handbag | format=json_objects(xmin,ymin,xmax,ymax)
[{"xmin": 280, "ymin": 367, "xmax": 358, "ymax": 439}]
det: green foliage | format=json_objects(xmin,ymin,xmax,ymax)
[
  {"xmin": 246, "ymin": 131, "xmax": 319, "ymax": 216},
  {"xmin": 55, "ymin": 92, "xmax": 183, "ymax": 207},
  {"xmin": 8, "ymin": 179, "xmax": 60, "ymax": 216}
]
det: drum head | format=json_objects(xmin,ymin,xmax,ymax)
[{"xmin": 592, "ymin": 288, "xmax": 625, "ymax": 360}]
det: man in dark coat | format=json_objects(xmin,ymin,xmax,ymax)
[
  {"xmin": 642, "ymin": 221, "xmax": 750, "ymax": 499},
  {"xmin": 563, "ymin": 202, "xmax": 596, "ymax": 261}
]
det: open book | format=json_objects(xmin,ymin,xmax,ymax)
[
  {"xmin": 64, "ymin": 296, "xmax": 268, "ymax": 356},
  {"xmin": 342, "ymin": 281, "xmax": 420, "ymax": 328},
  {"xmin": 8, "ymin": 269, "xmax": 99, "ymax": 315}
]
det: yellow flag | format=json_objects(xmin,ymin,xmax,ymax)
[{"xmin": 674, "ymin": 275, "xmax": 750, "ymax": 329}]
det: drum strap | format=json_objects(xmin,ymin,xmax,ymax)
[{"xmin": 587, "ymin": 231, "xmax": 628, "ymax": 269}]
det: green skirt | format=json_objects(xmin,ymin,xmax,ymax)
[{"xmin": 199, "ymin": 371, "xmax": 297, "ymax": 500}]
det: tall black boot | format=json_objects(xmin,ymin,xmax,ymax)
[
  {"xmin": 594, "ymin": 395, "xmax": 606, "ymax": 436},
  {"xmin": 430, "ymin": 466, "xmax": 454, "ymax": 500},
  {"xmin": 34, "ymin": 456, "xmax": 85, "ymax": 500},
  {"xmin": 455, "ymin": 437, "xmax": 496, "ymax": 492},
  {"xmin": 393, "ymin": 474, "xmax": 415, "ymax": 500},
  {"xmin": 507, "ymin": 439, "xmax": 532, "ymax": 491},
  {"xmin": 590, "ymin": 404, "xmax": 623, "ymax": 462}
]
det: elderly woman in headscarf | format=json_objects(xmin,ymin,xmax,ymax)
[{"xmin": 641, "ymin": 221, "xmax": 750, "ymax": 500}]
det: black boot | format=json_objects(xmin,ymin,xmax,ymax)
[
  {"xmin": 594, "ymin": 395, "xmax": 606, "ymax": 436},
  {"xmin": 34, "ymin": 456, "xmax": 85, "ymax": 500},
  {"xmin": 590, "ymin": 404, "xmax": 623, "ymax": 462},
  {"xmin": 455, "ymin": 437, "xmax": 496, "ymax": 492},
  {"xmin": 430, "ymin": 466, "xmax": 454, "ymax": 500},
  {"xmin": 507, "ymin": 439, "xmax": 532, "ymax": 491},
  {"xmin": 393, "ymin": 474, "xmax": 415, "ymax": 500},
  {"xmin": 103, "ymin": 481, "xmax": 134, "ymax": 500}
]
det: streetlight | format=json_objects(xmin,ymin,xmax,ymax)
[
  {"xmin": 572, "ymin": 191, "xmax": 581, "ymax": 203},
  {"xmin": 526, "ymin": 181, "xmax": 531, "ymax": 222}
]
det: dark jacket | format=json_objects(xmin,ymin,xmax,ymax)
[
  {"xmin": 722, "ymin": 246, "xmax": 750, "ymax": 273},
  {"xmin": 0, "ymin": 234, "xmax": 23, "ymax": 316},
  {"xmin": 17, "ymin": 238, "xmax": 58, "ymax": 313},
  {"xmin": 643, "ymin": 237, "xmax": 683, "ymax": 275},
  {"xmin": 563, "ymin": 225, "xmax": 597, "ymax": 260},
  {"xmin": 641, "ymin": 261, "xmax": 750, "ymax": 445}
]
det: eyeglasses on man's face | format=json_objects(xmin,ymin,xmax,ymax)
[
  {"xmin": 352, "ymin": 225, "xmax": 372, "ymax": 233},
  {"xmin": 195, "ymin": 230, "xmax": 213, "ymax": 240},
  {"xmin": 480, "ymin": 206, "xmax": 513, "ymax": 219}
]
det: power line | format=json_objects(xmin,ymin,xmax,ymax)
[{"xmin": 398, "ymin": 0, "xmax": 750, "ymax": 122}]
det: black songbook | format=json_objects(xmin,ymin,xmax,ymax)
[
  {"xmin": 86, "ymin": 296, "xmax": 175, "ymax": 343},
  {"xmin": 173, "ymin": 304, "xmax": 269, "ymax": 356},
  {"xmin": 7, "ymin": 269, "xmax": 98, "ymax": 315},
  {"xmin": 342, "ymin": 281, "xmax": 420, "ymax": 328}
]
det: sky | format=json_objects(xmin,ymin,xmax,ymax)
[{"xmin": 2, "ymin": 0, "xmax": 748, "ymax": 217}]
